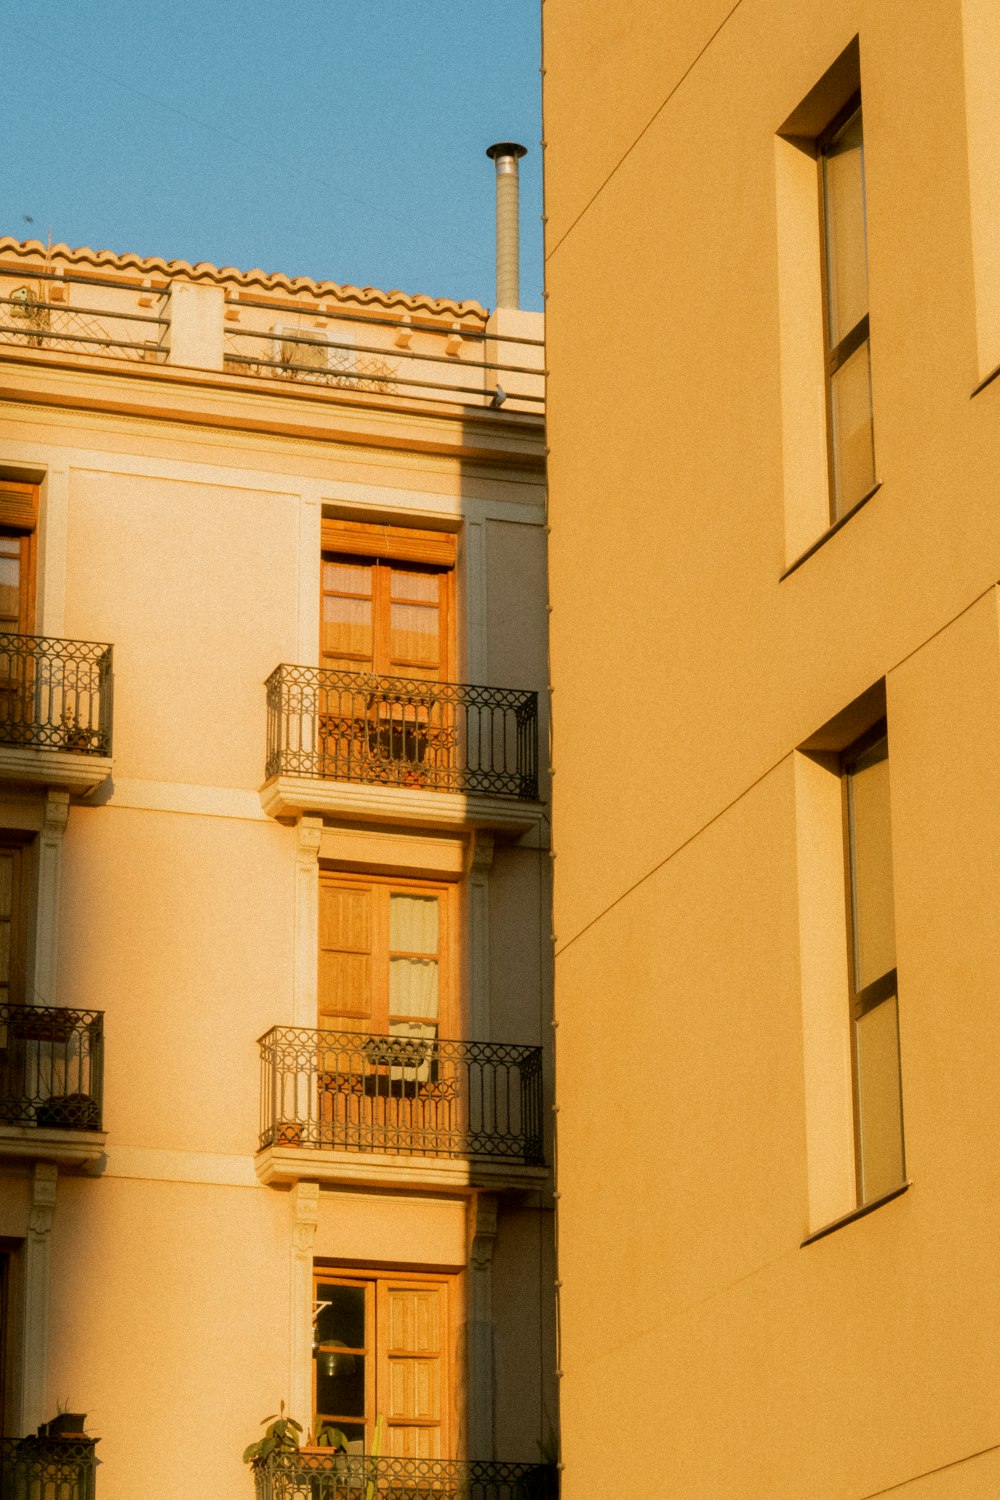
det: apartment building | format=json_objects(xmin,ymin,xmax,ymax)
[
  {"xmin": 543, "ymin": 3, "xmax": 1000, "ymax": 1496},
  {"xmin": 0, "ymin": 231, "xmax": 555, "ymax": 1499}
]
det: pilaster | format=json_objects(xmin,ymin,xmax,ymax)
[
  {"xmin": 33, "ymin": 791, "xmax": 69, "ymax": 1006},
  {"xmin": 464, "ymin": 519, "xmax": 488, "ymax": 682},
  {"xmin": 289, "ymin": 1180, "xmax": 320, "ymax": 1429},
  {"xmin": 22, "ymin": 1162, "xmax": 57, "ymax": 1434},
  {"xmin": 467, "ymin": 1191, "xmax": 499, "ymax": 1460},
  {"xmin": 293, "ymin": 816, "xmax": 322, "ymax": 1028},
  {"xmin": 467, "ymin": 832, "xmax": 494, "ymax": 1042},
  {"xmin": 37, "ymin": 466, "xmax": 68, "ymax": 639}
]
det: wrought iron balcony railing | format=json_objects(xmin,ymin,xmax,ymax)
[
  {"xmin": 265, "ymin": 665, "xmax": 537, "ymax": 800},
  {"xmin": 254, "ymin": 1451, "xmax": 556, "ymax": 1500},
  {"xmin": 258, "ymin": 1027, "xmax": 543, "ymax": 1165},
  {"xmin": 0, "ymin": 635, "xmax": 113, "ymax": 755},
  {"xmin": 0, "ymin": 1005, "xmax": 104, "ymax": 1131},
  {"xmin": 0, "ymin": 1434, "xmax": 98, "ymax": 1500}
]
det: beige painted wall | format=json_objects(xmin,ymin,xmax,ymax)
[
  {"xmin": 545, "ymin": 0, "xmax": 1000, "ymax": 1494},
  {"xmin": 0, "ymin": 261, "xmax": 553, "ymax": 1496}
]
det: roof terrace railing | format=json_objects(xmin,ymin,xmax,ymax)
[
  {"xmin": 223, "ymin": 298, "xmax": 544, "ymax": 410},
  {"xmin": 0, "ymin": 264, "xmax": 544, "ymax": 411},
  {"xmin": 0, "ymin": 271, "xmax": 168, "ymax": 362}
]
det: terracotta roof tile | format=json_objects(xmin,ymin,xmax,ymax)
[{"xmin": 0, "ymin": 238, "xmax": 488, "ymax": 325}]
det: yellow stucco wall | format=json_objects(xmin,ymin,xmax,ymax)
[{"xmin": 544, "ymin": 1, "xmax": 1000, "ymax": 1494}]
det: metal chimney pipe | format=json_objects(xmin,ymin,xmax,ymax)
[{"xmin": 486, "ymin": 142, "xmax": 527, "ymax": 309}]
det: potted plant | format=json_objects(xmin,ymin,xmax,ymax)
[
  {"xmin": 36, "ymin": 1093, "xmax": 100, "ymax": 1131},
  {"xmin": 10, "ymin": 1009, "xmax": 76, "ymax": 1044},
  {"xmin": 61, "ymin": 709, "xmax": 93, "ymax": 752},
  {"xmin": 242, "ymin": 1407, "xmax": 303, "ymax": 1472},
  {"xmin": 43, "ymin": 1404, "xmax": 88, "ymax": 1438},
  {"xmin": 304, "ymin": 1423, "xmax": 353, "ymax": 1500}
]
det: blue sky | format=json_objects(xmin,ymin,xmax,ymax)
[{"xmin": 0, "ymin": 1, "xmax": 543, "ymax": 311}]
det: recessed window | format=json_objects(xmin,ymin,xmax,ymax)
[
  {"xmin": 0, "ymin": 483, "xmax": 36, "ymax": 636},
  {"xmin": 775, "ymin": 40, "xmax": 880, "ymax": 565},
  {"xmin": 318, "ymin": 873, "xmax": 452, "ymax": 1041},
  {"xmin": 961, "ymin": 0, "xmax": 1000, "ymax": 384},
  {"xmin": 320, "ymin": 518, "xmax": 455, "ymax": 683},
  {"xmin": 819, "ymin": 98, "xmax": 875, "ymax": 519},
  {"xmin": 795, "ymin": 686, "xmax": 907, "ymax": 1234},
  {"xmin": 842, "ymin": 727, "xmax": 904, "ymax": 1204}
]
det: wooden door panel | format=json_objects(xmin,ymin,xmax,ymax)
[
  {"xmin": 387, "ymin": 1358, "xmax": 440, "ymax": 1422},
  {"xmin": 381, "ymin": 1282, "xmax": 445, "ymax": 1457},
  {"xmin": 387, "ymin": 1286, "xmax": 441, "ymax": 1354},
  {"xmin": 319, "ymin": 882, "xmax": 374, "ymax": 1030}
]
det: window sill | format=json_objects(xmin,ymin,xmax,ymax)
[
  {"xmin": 801, "ymin": 1179, "xmax": 910, "ymax": 1246},
  {"xmin": 780, "ymin": 481, "xmax": 882, "ymax": 580},
  {"xmin": 971, "ymin": 361, "xmax": 1000, "ymax": 398}
]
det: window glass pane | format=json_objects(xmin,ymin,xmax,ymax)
[
  {"xmin": 823, "ymin": 108, "xmax": 868, "ymax": 348},
  {"xmin": 847, "ymin": 737, "xmax": 896, "ymax": 992},
  {"xmin": 322, "ymin": 596, "xmax": 373, "ymax": 662},
  {"xmin": 390, "ymin": 603, "xmax": 440, "ymax": 668},
  {"xmin": 856, "ymin": 994, "xmax": 904, "ymax": 1202},
  {"xmin": 323, "ymin": 561, "xmax": 372, "ymax": 597},
  {"xmin": 389, "ymin": 958, "xmax": 439, "ymax": 1021},
  {"xmin": 315, "ymin": 1352, "xmax": 366, "ymax": 1419},
  {"xmin": 830, "ymin": 337, "xmax": 875, "ymax": 517},
  {"xmin": 315, "ymin": 1284, "xmax": 366, "ymax": 1348},
  {"xmin": 391, "ymin": 570, "xmax": 440, "ymax": 605},
  {"xmin": 0, "ymin": 551, "xmax": 20, "ymax": 633},
  {"xmin": 389, "ymin": 894, "xmax": 438, "ymax": 954}
]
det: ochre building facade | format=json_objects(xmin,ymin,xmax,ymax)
[
  {"xmin": 543, "ymin": 2, "xmax": 1000, "ymax": 1496},
  {"xmin": 0, "ymin": 236, "xmax": 555, "ymax": 1499}
]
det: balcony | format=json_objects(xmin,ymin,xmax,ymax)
[
  {"xmin": 0, "ymin": 1004, "xmax": 105, "ymax": 1167},
  {"xmin": 0, "ymin": 635, "xmax": 113, "ymax": 794},
  {"xmin": 0, "ymin": 1432, "xmax": 98, "ymax": 1500},
  {"xmin": 253, "ymin": 1451, "xmax": 556, "ymax": 1500},
  {"xmin": 255, "ymin": 1027, "xmax": 545, "ymax": 1191},
  {"xmin": 260, "ymin": 666, "xmax": 540, "ymax": 833}
]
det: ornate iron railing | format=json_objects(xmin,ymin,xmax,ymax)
[
  {"xmin": 265, "ymin": 666, "xmax": 537, "ymax": 800},
  {"xmin": 258, "ymin": 1027, "xmax": 543, "ymax": 1165},
  {"xmin": 0, "ymin": 636, "xmax": 112, "ymax": 755},
  {"xmin": 0, "ymin": 1006, "xmax": 104, "ymax": 1131},
  {"xmin": 0, "ymin": 1434, "xmax": 98, "ymax": 1500},
  {"xmin": 254, "ymin": 1452, "xmax": 556, "ymax": 1500}
]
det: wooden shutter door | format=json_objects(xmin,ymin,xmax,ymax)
[
  {"xmin": 318, "ymin": 879, "xmax": 376, "ymax": 1032},
  {"xmin": 379, "ymin": 1280, "xmax": 446, "ymax": 1459}
]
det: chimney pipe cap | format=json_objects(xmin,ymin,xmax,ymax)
[{"xmin": 486, "ymin": 141, "xmax": 527, "ymax": 163}]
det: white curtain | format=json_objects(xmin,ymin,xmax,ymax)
[{"xmin": 389, "ymin": 895, "xmax": 439, "ymax": 1023}]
